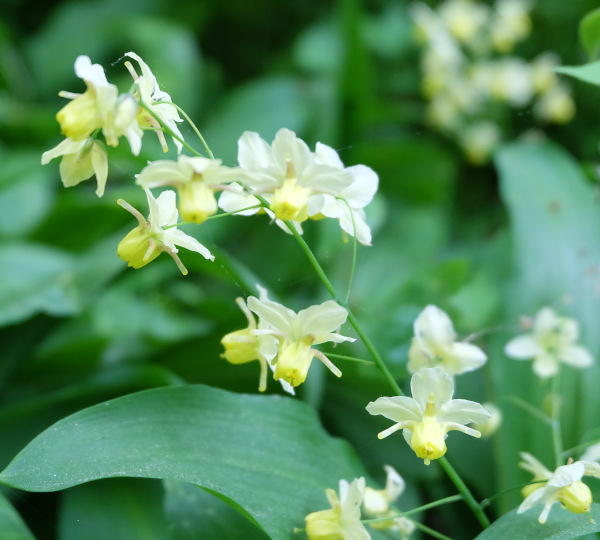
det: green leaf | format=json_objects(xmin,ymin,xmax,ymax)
[
  {"xmin": 163, "ymin": 479, "xmax": 268, "ymax": 540},
  {"xmin": 580, "ymin": 8, "xmax": 600, "ymax": 61},
  {"xmin": 474, "ymin": 504, "xmax": 600, "ymax": 540},
  {"xmin": 0, "ymin": 491, "xmax": 35, "ymax": 540},
  {"xmin": 58, "ymin": 479, "xmax": 168, "ymax": 540},
  {"xmin": 0, "ymin": 242, "xmax": 78, "ymax": 326},
  {"xmin": 0, "ymin": 385, "xmax": 366, "ymax": 540},
  {"xmin": 555, "ymin": 61, "xmax": 600, "ymax": 86}
]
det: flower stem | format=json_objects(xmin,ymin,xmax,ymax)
[
  {"xmin": 551, "ymin": 372, "xmax": 563, "ymax": 468},
  {"xmin": 285, "ymin": 220, "xmax": 403, "ymax": 396},
  {"xmin": 438, "ymin": 457, "xmax": 490, "ymax": 529}
]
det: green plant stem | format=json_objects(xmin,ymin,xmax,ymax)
[
  {"xmin": 285, "ymin": 220, "xmax": 403, "ymax": 396},
  {"xmin": 325, "ymin": 352, "xmax": 374, "ymax": 366},
  {"xmin": 438, "ymin": 457, "xmax": 490, "ymax": 529},
  {"xmin": 411, "ymin": 519, "xmax": 456, "ymax": 540},
  {"xmin": 551, "ymin": 372, "xmax": 563, "ymax": 468}
]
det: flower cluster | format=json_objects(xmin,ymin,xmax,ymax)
[
  {"xmin": 221, "ymin": 286, "xmax": 354, "ymax": 389},
  {"xmin": 304, "ymin": 467, "xmax": 415, "ymax": 540},
  {"xmin": 410, "ymin": 0, "xmax": 575, "ymax": 164}
]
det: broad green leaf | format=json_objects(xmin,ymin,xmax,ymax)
[
  {"xmin": 474, "ymin": 504, "xmax": 600, "ymax": 540},
  {"xmin": 0, "ymin": 385, "xmax": 366, "ymax": 540},
  {"xmin": 59, "ymin": 479, "xmax": 167, "ymax": 540},
  {"xmin": 163, "ymin": 479, "xmax": 268, "ymax": 540},
  {"xmin": 0, "ymin": 490, "xmax": 35, "ymax": 540},
  {"xmin": 0, "ymin": 242, "xmax": 78, "ymax": 326},
  {"xmin": 555, "ymin": 61, "xmax": 600, "ymax": 86},
  {"xmin": 580, "ymin": 8, "xmax": 600, "ymax": 61}
]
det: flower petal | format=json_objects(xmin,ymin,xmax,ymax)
[
  {"xmin": 366, "ymin": 396, "xmax": 423, "ymax": 423},
  {"xmin": 559, "ymin": 345, "xmax": 593, "ymax": 368},
  {"xmin": 410, "ymin": 367, "xmax": 454, "ymax": 410},
  {"xmin": 504, "ymin": 334, "xmax": 538, "ymax": 359}
]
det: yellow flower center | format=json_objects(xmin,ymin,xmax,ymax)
[
  {"xmin": 117, "ymin": 226, "xmax": 160, "ymax": 269},
  {"xmin": 273, "ymin": 339, "xmax": 314, "ymax": 386},
  {"xmin": 305, "ymin": 507, "xmax": 343, "ymax": 540},
  {"xmin": 270, "ymin": 158, "xmax": 310, "ymax": 222},
  {"xmin": 410, "ymin": 396, "xmax": 447, "ymax": 465},
  {"xmin": 178, "ymin": 180, "xmax": 218, "ymax": 224},
  {"xmin": 220, "ymin": 329, "xmax": 260, "ymax": 365}
]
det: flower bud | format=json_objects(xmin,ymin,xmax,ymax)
[
  {"xmin": 117, "ymin": 226, "xmax": 160, "ymax": 269},
  {"xmin": 273, "ymin": 339, "xmax": 314, "ymax": 386},
  {"xmin": 410, "ymin": 414, "xmax": 447, "ymax": 465},
  {"xmin": 221, "ymin": 329, "xmax": 260, "ymax": 364},
  {"xmin": 557, "ymin": 480, "xmax": 592, "ymax": 515}
]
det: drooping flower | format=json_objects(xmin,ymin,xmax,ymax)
[
  {"xmin": 407, "ymin": 305, "xmax": 487, "ymax": 376},
  {"xmin": 304, "ymin": 477, "xmax": 370, "ymax": 540},
  {"xmin": 221, "ymin": 287, "xmax": 294, "ymax": 395},
  {"xmin": 117, "ymin": 189, "xmax": 214, "ymax": 275},
  {"xmin": 136, "ymin": 155, "xmax": 241, "ymax": 224},
  {"xmin": 246, "ymin": 294, "xmax": 354, "ymax": 387},
  {"xmin": 41, "ymin": 137, "xmax": 108, "ymax": 196},
  {"xmin": 56, "ymin": 55, "xmax": 142, "ymax": 155},
  {"xmin": 123, "ymin": 52, "xmax": 184, "ymax": 153},
  {"xmin": 366, "ymin": 367, "xmax": 490, "ymax": 465},
  {"xmin": 504, "ymin": 307, "xmax": 594, "ymax": 379},
  {"xmin": 518, "ymin": 452, "xmax": 600, "ymax": 523},
  {"xmin": 219, "ymin": 130, "xmax": 378, "ymax": 244}
]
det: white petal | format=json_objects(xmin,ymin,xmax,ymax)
[
  {"xmin": 218, "ymin": 184, "xmax": 262, "ymax": 215},
  {"xmin": 166, "ymin": 228, "xmax": 214, "ymax": 261},
  {"xmin": 446, "ymin": 342, "xmax": 487, "ymax": 374},
  {"xmin": 366, "ymin": 396, "xmax": 423, "ymax": 423},
  {"xmin": 582, "ymin": 461, "xmax": 600, "ymax": 478},
  {"xmin": 438, "ymin": 399, "xmax": 490, "ymax": 425},
  {"xmin": 295, "ymin": 300, "xmax": 349, "ymax": 338},
  {"xmin": 534, "ymin": 307, "xmax": 560, "ymax": 335},
  {"xmin": 414, "ymin": 305, "xmax": 456, "ymax": 350},
  {"xmin": 154, "ymin": 190, "xmax": 179, "ymax": 228},
  {"xmin": 74, "ymin": 55, "xmax": 109, "ymax": 87},
  {"xmin": 91, "ymin": 141, "xmax": 108, "ymax": 197},
  {"xmin": 559, "ymin": 345, "xmax": 593, "ymax": 368},
  {"xmin": 41, "ymin": 138, "xmax": 84, "ymax": 164},
  {"xmin": 247, "ymin": 296, "xmax": 296, "ymax": 337},
  {"xmin": 504, "ymin": 334, "xmax": 538, "ymax": 359},
  {"xmin": 410, "ymin": 367, "xmax": 454, "ymax": 410},
  {"xmin": 519, "ymin": 452, "xmax": 552, "ymax": 479},
  {"xmin": 532, "ymin": 353, "xmax": 559, "ymax": 379},
  {"xmin": 238, "ymin": 131, "xmax": 277, "ymax": 171},
  {"xmin": 547, "ymin": 462, "xmax": 584, "ymax": 487},
  {"xmin": 383, "ymin": 465, "xmax": 405, "ymax": 502},
  {"xmin": 314, "ymin": 142, "xmax": 345, "ymax": 169},
  {"xmin": 580, "ymin": 443, "xmax": 600, "ymax": 463},
  {"xmin": 342, "ymin": 165, "xmax": 379, "ymax": 207}
]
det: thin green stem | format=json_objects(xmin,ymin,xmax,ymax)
[
  {"xmin": 411, "ymin": 519, "xmax": 456, "ymax": 540},
  {"xmin": 501, "ymin": 395, "xmax": 551, "ymax": 425},
  {"xmin": 324, "ymin": 352, "xmax": 374, "ymax": 366},
  {"xmin": 479, "ymin": 480, "xmax": 546, "ymax": 508},
  {"xmin": 341, "ymin": 198, "xmax": 358, "ymax": 303},
  {"xmin": 551, "ymin": 371, "xmax": 563, "ymax": 468},
  {"xmin": 438, "ymin": 457, "xmax": 490, "ymax": 529},
  {"xmin": 139, "ymin": 101, "xmax": 202, "ymax": 157},
  {"xmin": 285, "ymin": 220, "xmax": 403, "ymax": 396},
  {"xmin": 154, "ymin": 100, "xmax": 214, "ymax": 158}
]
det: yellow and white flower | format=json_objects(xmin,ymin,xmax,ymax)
[
  {"xmin": 407, "ymin": 305, "xmax": 487, "ymax": 376},
  {"xmin": 136, "ymin": 155, "xmax": 242, "ymax": 224},
  {"xmin": 305, "ymin": 477, "xmax": 370, "ymax": 540},
  {"xmin": 246, "ymin": 294, "xmax": 354, "ymax": 387},
  {"xmin": 220, "ymin": 129, "xmax": 354, "ymax": 223},
  {"xmin": 221, "ymin": 287, "xmax": 294, "ymax": 395},
  {"xmin": 518, "ymin": 452, "xmax": 600, "ymax": 523},
  {"xmin": 504, "ymin": 307, "xmax": 593, "ymax": 378},
  {"xmin": 41, "ymin": 137, "xmax": 108, "ymax": 196},
  {"xmin": 366, "ymin": 367, "xmax": 490, "ymax": 465},
  {"xmin": 123, "ymin": 52, "xmax": 184, "ymax": 153},
  {"xmin": 56, "ymin": 55, "xmax": 142, "ymax": 155},
  {"xmin": 117, "ymin": 188, "xmax": 214, "ymax": 275}
]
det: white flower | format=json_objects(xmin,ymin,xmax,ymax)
[
  {"xmin": 489, "ymin": 58, "xmax": 534, "ymax": 107},
  {"xmin": 504, "ymin": 307, "xmax": 594, "ymax": 378},
  {"xmin": 246, "ymin": 294, "xmax": 354, "ymax": 387},
  {"xmin": 308, "ymin": 143, "xmax": 379, "ymax": 246},
  {"xmin": 222, "ymin": 129, "xmax": 354, "ymax": 223},
  {"xmin": 117, "ymin": 189, "xmax": 214, "ymax": 275},
  {"xmin": 459, "ymin": 121, "xmax": 502, "ymax": 165},
  {"xmin": 366, "ymin": 367, "xmax": 490, "ymax": 465},
  {"xmin": 490, "ymin": 0, "xmax": 532, "ymax": 53},
  {"xmin": 56, "ymin": 55, "xmax": 142, "ymax": 155},
  {"xmin": 407, "ymin": 305, "xmax": 487, "ymax": 376},
  {"xmin": 41, "ymin": 137, "xmax": 108, "ymax": 196},
  {"xmin": 363, "ymin": 465, "xmax": 405, "ymax": 515},
  {"xmin": 305, "ymin": 477, "xmax": 370, "ymax": 540},
  {"xmin": 518, "ymin": 452, "xmax": 600, "ymax": 523},
  {"xmin": 438, "ymin": 0, "xmax": 490, "ymax": 44},
  {"xmin": 221, "ymin": 287, "xmax": 294, "ymax": 395},
  {"xmin": 136, "ymin": 155, "xmax": 241, "ymax": 223},
  {"xmin": 124, "ymin": 52, "xmax": 184, "ymax": 153}
]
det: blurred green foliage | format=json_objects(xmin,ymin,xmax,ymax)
[{"xmin": 2, "ymin": 0, "xmax": 600, "ymax": 538}]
